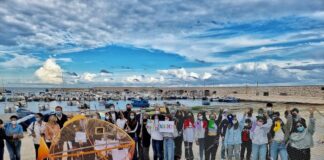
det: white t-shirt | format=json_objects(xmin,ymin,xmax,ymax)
[{"xmin": 116, "ymin": 119, "xmax": 127, "ymax": 129}]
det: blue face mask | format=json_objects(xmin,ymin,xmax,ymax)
[
  {"xmin": 56, "ymin": 111, "xmax": 62, "ymax": 115},
  {"xmin": 297, "ymin": 126, "xmax": 304, "ymax": 132}
]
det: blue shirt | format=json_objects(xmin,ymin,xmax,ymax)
[{"xmin": 5, "ymin": 123, "xmax": 24, "ymax": 137}]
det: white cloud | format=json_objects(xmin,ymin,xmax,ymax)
[
  {"xmin": 81, "ymin": 72, "xmax": 97, "ymax": 82},
  {"xmin": 0, "ymin": 53, "xmax": 41, "ymax": 68},
  {"xmin": 124, "ymin": 75, "xmax": 165, "ymax": 84},
  {"xmin": 0, "ymin": 0, "xmax": 323, "ymax": 63},
  {"xmin": 158, "ymin": 68, "xmax": 213, "ymax": 81},
  {"xmin": 35, "ymin": 58, "xmax": 63, "ymax": 84}
]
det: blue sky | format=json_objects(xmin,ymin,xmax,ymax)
[{"xmin": 0, "ymin": 0, "xmax": 323, "ymax": 87}]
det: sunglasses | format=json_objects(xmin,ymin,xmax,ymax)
[{"xmin": 296, "ymin": 125, "xmax": 303, "ymax": 127}]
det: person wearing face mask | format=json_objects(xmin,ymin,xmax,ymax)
[
  {"xmin": 5, "ymin": 115, "xmax": 24, "ymax": 160},
  {"xmin": 174, "ymin": 110, "xmax": 184, "ymax": 160},
  {"xmin": 219, "ymin": 109, "xmax": 229, "ymax": 160},
  {"xmin": 46, "ymin": 106, "xmax": 68, "ymax": 129},
  {"xmin": 126, "ymin": 111, "xmax": 139, "ymax": 160},
  {"xmin": 136, "ymin": 108, "xmax": 146, "ymax": 159},
  {"xmin": 224, "ymin": 114, "xmax": 246, "ymax": 160},
  {"xmin": 124, "ymin": 104, "xmax": 133, "ymax": 120},
  {"xmin": 148, "ymin": 107, "xmax": 164, "ymax": 160},
  {"xmin": 287, "ymin": 107, "xmax": 316, "ymax": 160},
  {"xmin": 161, "ymin": 114, "xmax": 178, "ymax": 160},
  {"xmin": 240, "ymin": 119, "xmax": 252, "ymax": 160},
  {"xmin": 109, "ymin": 104, "xmax": 119, "ymax": 123},
  {"xmin": 27, "ymin": 113, "xmax": 46, "ymax": 159},
  {"xmin": 269, "ymin": 111, "xmax": 292, "ymax": 160},
  {"xmin": 116, "ymin": 111, "xmax": 127, "ymax": 129},
  {"xmin": 140, "ymin": 113, "xmax": 151, "ymax": 160},
  {"xmin": 205, "ymin": 110, "xmax": 222, "ymax": 160},
  {"xmin": 44, "ymin": 115, "xmax": 61, "ymax": 148},
  {"xmin": 183, "ymin": 112, "xmax": 195, "ymax": 160},
  {"xmin": 194, "ymin": 112, "xmax": 207, "ymax": 160},
  {"xmin": 104, "ymin": 112, "xmax": 114, "ymax": 123},
  {"xmin": 246, "ymin": 107, "xmax": 256, "ymax": 123},
  {"xmin": 266, "ymin": 103, "xmax": 274, "ymax": 118},
  {"xmin": 250, "ymin": 113, "xmax": 272, "ymax": 160}
]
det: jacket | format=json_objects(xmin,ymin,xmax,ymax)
[
  {"xmin": 289, "ymin": 117, "xmax": 315, "ymax": 149},
  {"xmin": 224, "ymin": 117, "xmax": 245, "ymax": 147},
  {"xmin": 195, "ymin": 120, "xmax": 207, "ymax": 141},
  {"xmin": 251, "ymin": 118, "xmax": 273, "ymax": 145}
]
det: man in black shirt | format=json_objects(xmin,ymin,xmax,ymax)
[{"xmin": 45, "ymin": 106, "xmax": 68, "ymax": 128}]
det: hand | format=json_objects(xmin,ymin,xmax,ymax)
[
  {"xmin": 32, "ymin": 133, "xmax": 36, "ymax": 138},
  {"xmin": 286, "ymin": 105, "xmax": 291, "ymax": 112},
  {"xmin": 309, "ymin": 107, "xmax": 315, "ymax": 115},
  {"xmin": 13, "ymin": 134, "xmax": 17, "ymax": 139}
]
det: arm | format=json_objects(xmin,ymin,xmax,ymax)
[
  {"xmin": 27, "ymin": 122, "xmax": 33, "ymax": 135},
  {"xmin": 216, "ymin": 110, "xmax": 223, "ymax": 124},
  {"xmin": 308, "ymin": 116, "xmax": 316, "ymax": 135},
  {"xmin": 224, "ymin": 128, "xmax": 228, "ymax": 148},
  {"xmin": 17, "ymin": 125, "xmax": 24, "ymax": 139},
  {"xmin": 129, "ymin": 122, "xmax": 139, "ymax": 133},
  {"xmin": 239, "ymin": 113, "xmax": 246, "ymax": 131}
]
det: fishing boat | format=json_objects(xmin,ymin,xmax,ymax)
[
  {"xmin": 131, "ymin": 99, "xmax": 150, "ymax": 108},
  {"xmin": 218, "ymin": 97, "xmax": 240, "ymax": 103},
  {"xmin": 38, "ymin": 103, "xmax": 50, "ymax": 111},
  {"xmin": 0, "ymin": 94, "xmax": 5, "ymax": 102},
  {"xmin": 202, "ymin": 97, "xmax": 210, "ymax": 105}
]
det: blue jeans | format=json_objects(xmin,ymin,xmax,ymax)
[
  {"xmin": 270, "ymin": 141, "xmax": 288, "ymax": 160},
  {"xmin": 221, "ymin": 139, "xmax": 226, "ymax": 159},
  {"xmin": 163, "ymin": 138, "xmax": 174, "ymax": 160},
  {"xmin": 152, "ymin": 139, "xmax": 163, "ymax": 160},
  {"xmin": 6, "ymin": 140, "xmax": 21, "ymax": 160},
  {"xmin": 198, "ymin": 138, "xmax": 205, "ymax": 160},
  {"xmin": 252, "ymin": 143, "xmax": 267, "ymax": 160}
]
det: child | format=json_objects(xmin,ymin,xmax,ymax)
[
  {"xmin": 224, "ymin": 114, "xmax": 245, "ymax": 160},
  {"xmin": 183, "ymin": 112, "xmax": 195, "ymax": 160},
  {"xmin": 240, "ymin": 119, "xmax": 252, "ymax": 160},
  {"xmin": 161, "ymin": 114, "xmax": 178, "ymax": 160},
  {"xmin": 195, "ymin": 112, "xmax": 207, "ymax": 160}
]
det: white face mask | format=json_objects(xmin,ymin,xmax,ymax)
[
  {"xmin": 36, "ymin": 118, "xmax": 41, "ymax": 122},
  {"xmin": 198, "ymin": 116, "xmax": 203, "ymax": 120},
  {"xmin": 11, "ymin": 121, "xmax": 17, "ymax": 125},
  {"xmin": 130, "ymin": 115, "xmax": 135, "ymax": 119},
  {"xmin": 155, "ymin": 111, "xmax": 160, "ymax": 114},
  {"xmin": 110, "ymin": 108, "xmax": 115, "ymax": 112},
  {"xmin": 233, "ymin": 120, "xmax": 238, "ymax": 124},
  {"xmin": 165, "ymin": 118, "xmax": 169, "ymax": 121}
]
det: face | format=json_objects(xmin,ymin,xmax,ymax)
[
  {"xmin": 55, "ymin": 107, "xmax": 62, "ymax": 112},
  {"xmin": 49, "ymin": 116, "xmax": 57, "ymax": 122},
  {"xmin": 10, "ymin": 118, "xmax": 17, "ymax": 122}
]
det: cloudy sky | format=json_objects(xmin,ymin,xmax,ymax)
[{"xmin": 0, "ymin": 0, "xmax": 324, "ymax": 87}]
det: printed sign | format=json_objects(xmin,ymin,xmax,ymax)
[{"xmin": 146, "ymin": 120, "xmax": 174, "ymax": 133}]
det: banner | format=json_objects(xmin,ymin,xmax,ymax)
[
  {"xmin": 158, "ymin": 121, "xmax": 174, "ymax": 133},
  {"xmin": 146, "ymin": 120, "xmax": 174, "ymax": 133}
]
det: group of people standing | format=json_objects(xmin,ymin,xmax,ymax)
[
  {"xmin": 0, "ymin": 106, "xmax": 68, "ymax": 160},
  {"xmin": 97, "ymin": 102, "xmax": 317, "ymax": 160},
  {"xmin": 0, "ymin": 102, "xmax": 318, "ymax": 160}
]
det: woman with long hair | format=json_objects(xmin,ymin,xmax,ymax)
[
  {"xmin": 183, "ymin": 111, "xmax": 195, "ymax": 160},
  {"xmin": 224, "ymin": 114, "xmax": 245, "ymax": 160},
  {"xmin": 44, "ymin": 115, "xmax": 61, "ymax": 148}
]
